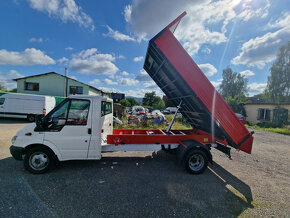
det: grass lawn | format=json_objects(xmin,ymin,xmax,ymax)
[{"xmin": 246, "ymin": 124, "xmax": 290, "ymax": 136}]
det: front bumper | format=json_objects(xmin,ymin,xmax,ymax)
[{"xmin": 10, "ymin": 146, "xmax": 24, "ymax": 160}]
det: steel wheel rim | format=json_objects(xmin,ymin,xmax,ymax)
[
  {"xmin": 29, "ymin": 117, "xmax": 34, "ymax": 122},
  {"xmin": 188, "ymin": 153, "xmax": 204, "ymax": 171},
  {"xmin": 29, "ymin": 152, "xmax": 49, "ymax": 171}
]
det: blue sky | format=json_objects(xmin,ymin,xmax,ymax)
[{"xmin": 0, "ymin": 0, "xmax": 289, "ymax": 97}]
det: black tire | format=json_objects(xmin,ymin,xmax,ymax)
[
  {"xmin": 24, "ymin": 146, "xmax": 55, "ymax": 174},
  {"xmin": 184, "ymin": 149, "xmax": 208, "ymax": 174},
  {"xmin": 27, "ymin": 114, "xmax": 36, "ymax": 122}
]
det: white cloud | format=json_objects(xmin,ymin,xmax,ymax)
[
  {"xmin": 65, "ymin": 47, "xmax": 74, "ymax": 51},
  {"xmin": 232, "ymin": 13, "xmax": 290, "ymax": 69},
  {"xmin": 27, "ymin": 0, "xmax": 95, "ymax": 30},
  {"xmin": 58, "ymin": 57, "xmax": 69, "ymax": 64},
  {"xmin": 104, "ymin": 26, "xmax": 135, "ymax": 41},
  {"xmin": 133, "ymin": 56, "xmax": 143, "ymax": 62},
  {"xmin": 124, "ymin": 5, "xmax": 132, "ymax": 23},
  {"xmin": 0, "ymin": 70, "xmax": 23, "ymax": 90},
  {"xmin": 210, "ymin": 80, "xmax": 222, "ymax": 88},
  {"xmin": 201, "ymin": 47, "xmax": 211, "ymax": 54},
  {"xmin": 118, "ymin": 78, "xmax": 139, "ymax": 86},
  {"xmin": 69, "ymin": 76, "xmax": 77, "ymax": 80},
  {"xmin": 143, "ymin": 81, "xmax": 158, "ymax": 89},
  {"xmin": 29, "ymin": 37, "xmax": 43, "ymax": 43},
  {"xmin": 0, "ymin": 48, "xmax": 56, "ymax": 65},
  {"xmin": 198, "ymin": 63, "xmax": 217, "ymax": 77},
  {"xmin": 69, "ymin": 48, "xmax": 119, "ymax": 75},
  {"xmin": 121, "ymin": 71, "xmax": 129, "ymax": 76},
  {"xmin": 103, "ymin": 79, "xmax": 117, "ymax": 85},
  {"xmin": 89, "ymin": 79, "xmax": 100, "ymax": 85},
  {"xmin": 237, "ymin": 0, "xmax": 270, "ymax": 22},
  {"xmin": 124, "ymin": 0, "xmax": 271, "ymax": 55},
  {"xmin": 135, "ymin": 69, "xmax": 151, "ymax": 82},
  {"xmin": 98, "ymin": 87, "xmax": 118, "ymax": 93},
  {"xmin": 240, "ymin": 70, "xmax": 254, "ymax": 77},
  {"xmin": 267, "ymin": 12, "xmax": 290, "ymax": 29},
  {"xmin": 248, "ymin": 82, "xmax": 267, "ymax": 96}
]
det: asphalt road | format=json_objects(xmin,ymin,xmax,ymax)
[{"xmin": 0, "ymin": 118, "xmax": 289, "ymax": 217}]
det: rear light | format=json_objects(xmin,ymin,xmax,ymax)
[{"xmin": 42, "ymin": 108, "xmax": 46, "ymax": 115}]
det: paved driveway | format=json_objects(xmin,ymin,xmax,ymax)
[{"xmin": 0, "ymin": 119, "xmax": 289, "ymax": 217}]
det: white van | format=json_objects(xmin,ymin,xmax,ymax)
[
  {"xmin": 0, "ymin": 92, "xmax": 55, "ymax": 122},
  {"xmin": 166, "ymin": 107, "xmax": 178, "ymax": 114}
]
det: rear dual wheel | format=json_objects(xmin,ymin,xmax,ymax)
[{"xmin": 184, "ymin": 149, "xmax": 208, "ymax": 174}]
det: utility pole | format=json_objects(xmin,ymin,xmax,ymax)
[{"xmin": 64, "ymin": 68, "xmax": 68, "ymax": 97}]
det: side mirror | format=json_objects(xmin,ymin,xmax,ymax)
[
  {"xmin": 35, "ymin": 114, "xmax": 44, "ymax": 125},
  {"xmin": 52, "ymin": 117, "xmax": 59, "ymax": 125}
]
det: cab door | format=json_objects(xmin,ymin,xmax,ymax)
[
  {"xmin": 100, "ymin": 101, "xmax": 113, "ymax": 144},
  {"xmin": 43, "ymin": 98, "xmax": 92, "ymax": 160},
  {"xmin": 0, "ymin": 97, "xmax": 5, "ymax": 114}
]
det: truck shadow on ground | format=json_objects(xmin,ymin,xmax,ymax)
[
  {"xmin": 0, "ymin": 118, "xmax": 30, "ymax": 124},
  {"xmin": 1, "ymin": 151, "xmax": 253, "ymax": 217}
]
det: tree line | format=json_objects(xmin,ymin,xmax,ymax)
[{"xmin": 219, "ymin": 41, "xmax": 289, "ymax": 115}]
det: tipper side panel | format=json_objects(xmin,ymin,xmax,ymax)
[{"xmin": 143, "ymin": 15, "xmax": 253, "ymax": 154}]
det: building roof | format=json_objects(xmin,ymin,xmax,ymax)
[
  {"xmin": 246, "ymin": 96, "xmax": 290, "ymax": 105},
  {"xmin": 14, "ymin": 72, "xmax": 105, "ymax": 95}
]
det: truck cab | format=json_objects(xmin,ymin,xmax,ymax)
[{"xmin": 10, "ymin": 95, "xmax": 113, "ymax": 173}]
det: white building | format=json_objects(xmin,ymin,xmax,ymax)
[{"xmin": 14, "ymin": 72, "xmax": 104, "ymax": 97}]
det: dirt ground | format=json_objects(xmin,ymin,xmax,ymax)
[{"xmin": 0, "ymin": 118, "xmax": 289, "ymax": 217}]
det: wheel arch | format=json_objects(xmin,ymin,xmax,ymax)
[
  {"xmin": 24, "ymin": 143, "xmax": 62, "ymax": 161},
  {"xmin": 177, "ymin": 140, "xmax": 213, "ymax": 164}
]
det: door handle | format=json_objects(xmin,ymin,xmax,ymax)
[{"xmin": 88, "ymin": 128, "xmax": 92, "ymax": 134}]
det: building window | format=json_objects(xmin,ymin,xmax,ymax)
[
  {"xmin": 25, "ymin": 82, "xmax": 39, "ymax": 91},
  {"xmin": 70, "ymin": 86, "xmax": 83, "ymax": 95},
  {"xmin": 257, "ymin": 108, "xmax": 270, "ymax": 121}
]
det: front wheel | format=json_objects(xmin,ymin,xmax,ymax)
[
  {"xmin": 24, "ymin": 146, "xmax": 55, "ymax": 174},
  {"xmin": 184, "ymin": 149, "xmax": 208, "ymax": 174},
  {"xmin": 27, "ymin": 114, "xmax": 36, "ymax": 122}
]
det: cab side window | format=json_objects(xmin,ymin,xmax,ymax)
[
  {"xmin": 47, "ymin": 99, "xmax": 90, "ymax": 130},
  {"xmin": 101, "ymin": 101, "xmax": 112, "ymax": 116},
  {"xmin": 0, "ymin": 98, "xmax": 5, "ymax": 105},
  {"xmin": 66, "ymin": 100, "xmax": 90, "ymax": 125}
]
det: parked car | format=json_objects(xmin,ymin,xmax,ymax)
[
  {"xmin": 235, "ymin": 113, "xmax": 246, "ymax": 124},
  {"xmin": 132, "ymin": 106, "xmax": 146, "ymax": 115},
  {"xmin": 166, "ymin": 107, "xmax": 178, "ymax": 114},
  {"xmin": 0, "ymin": 92, "xmax": 55, "ymax": 122},
  {"xmin": 162, "ymin": 109, "xmax": 171, "ymax": 114}
]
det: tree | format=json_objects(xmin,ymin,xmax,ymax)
[
  {"xmin": 126, "ymin": 97, "xmax": 139, "ymax": 106},
  {"xmin": 225, "ymin": 96, "xmax": 247, "ymax": 116},
  {"xmin": 119, "ymin": 99, "xmax": 131, "ymax": 107},
  {"xmin": 142, "ymin": 91, "xmax": 165, "ymax": 108},
  {"xmin": 219, "ymin": 67, "xmax": 248, "ymax": 115},
  {"xmin": 219, "ymin": 67, "xmax": 248, "ymax": 98},
  {"xmin": 9, "ymin": 88, "xmax": 17, "ymax": 93},
  {"xmin": 0, "ymin": 84, "xmax": 7, "ymax": 91},
  {"xmin": 265, "ymin": 41, "xmax": 290, "ymax": 103}
]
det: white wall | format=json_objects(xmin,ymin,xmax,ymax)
[{"xmin": 16, "ymin": 73, "xmax": 100, "ymax": 97}]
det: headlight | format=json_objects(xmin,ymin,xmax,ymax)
[{"xmin": 11, "ymin": 136, "xmax": 17, "ymax": 144}]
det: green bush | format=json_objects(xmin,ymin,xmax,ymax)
[{"xmin": 256, "ymin": 122, "xmax": 283, "ymax": 128}]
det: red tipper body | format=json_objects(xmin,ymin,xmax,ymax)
[{"xmin": 142, "ymin": 12, "xmax": 253, "ymax": 154}]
